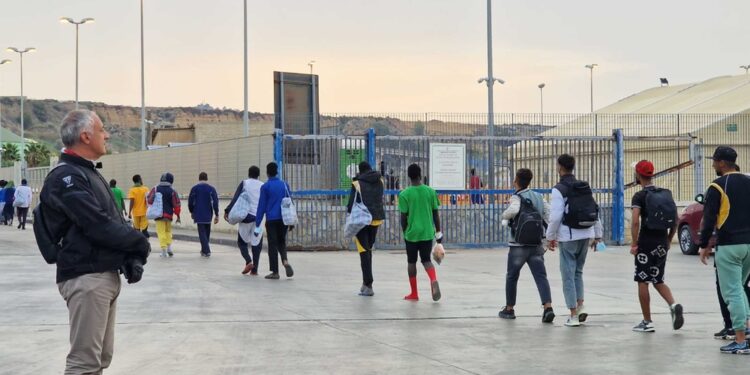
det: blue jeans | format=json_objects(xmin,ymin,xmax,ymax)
[
  {"xmin": 197, "ymin": 223, "xmax": 211, "ymax": 254},
  {"xmin": 505, "ymin": 245, "xmax": 552, "ymax": 306},
  {"xmin": 559, "ymin": 239, "xmax": 590, "ymax": 309}
]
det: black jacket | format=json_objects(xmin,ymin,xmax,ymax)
[
  {"xmin": 347, "ymin": 170, "xmax": 385, "ymax": 221},
  {"xmin": 40, "ymin": 153, "xmax": 150, "ymax": 283},
  {"xmin": 699, "ymin": 172, "xmax": 750, "ymax": 248}
]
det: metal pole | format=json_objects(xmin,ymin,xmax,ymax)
[
  {"xmin": 540, "ymin": 87, "xmax": 544, "ymax": 121},
  {"xmin": 243, "ymin": 0, "xmax": 249, "ymax": 137},
  {"xmin": 20, "ymin": 53, "xmax": 25, "ymax": 178},
  {"xmin": 485, "ymin": 0, "xmax": 495, "ymax": 189},
  {"xmin": 140, "ymin": 0, "xmax": 147, "ymax": 150},
  {"xmin": 75, "ymin": 24, "xmax": 79, "ymax": 109},
  {"xmin": 589, "ymin": 68, "xmax": 593, "ymax": 112}
]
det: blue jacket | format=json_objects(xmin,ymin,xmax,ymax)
[
  {"xmin": 255, "ymin": 177, "xmax": 290, "ymax": 226},
  {"xmin": 188, "ymin": 182, "xmax": 219, "ymax": 224}
]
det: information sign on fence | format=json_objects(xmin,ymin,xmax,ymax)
[{"xmin": 429, "ymin": 143, "xmax": 466, "ymax": 190}]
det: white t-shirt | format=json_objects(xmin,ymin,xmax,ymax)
[{"xmin": 14, "ymin": 186, "xmax": 33, "ymax": 208}]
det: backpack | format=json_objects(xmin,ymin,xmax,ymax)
[
  {"xmin": 559, "ymin": 179, "xmax": 599, "ymax": 229},
  {"xmin": 511, "ymin": 194, "xmax": 545, "ymax": 245},
  {"xmin": 146, "ymin": 189, "xmax": 164, "ymax": 220},
  {"xmin": 33, "ymin": 162, "xmax": 88, "ymax": 264},
  {"xmin": 643, "ymin": 187, "xmax": 677, "ymax": 230}
]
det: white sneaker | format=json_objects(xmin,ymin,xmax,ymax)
[
  {"xmin": 160, "ymin": 249, "xmax": 168, "ymax": 258},
  {"xmin": 576, "ymin": 305, "xmax": 588, "ymax": 323},
  {"xmin": 167, "ymin": 245, "xmax": 174, "ymax": 257},
  {"xmin": 565, "ymin": 316, "xmax": 581, "ymax": 327}
]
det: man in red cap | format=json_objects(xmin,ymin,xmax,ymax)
[{"xmin": 630, "ymin": 160, "xmax": 683, "ymax": 333}]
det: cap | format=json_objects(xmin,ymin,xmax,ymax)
[
  {"xmin": 635, "ymin": 160, "xmax": 654, "ymax": 177},
  {"xmin": 709, "ymin": 146, "xmax": 737, "ymax": 163}
]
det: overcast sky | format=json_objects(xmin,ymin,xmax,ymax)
[{"xmin": 0, "ymin": 0, "xmax": 747, "ymax": 114}]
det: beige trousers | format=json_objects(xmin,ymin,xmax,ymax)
[{"xmin": 58, "ymin": 271, "xmax": 121, "ymax": 375}]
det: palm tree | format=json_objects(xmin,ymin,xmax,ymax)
[
  {"xmin": 1, "ymin": 143, "xmax": 20, "ymax": 167},
  {"xmin": 25, "ymin": 143, "xmax": 52, "ymax": 168}
]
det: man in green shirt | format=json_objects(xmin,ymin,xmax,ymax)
[
  {"xmin": 398, "ymin": 164, "xmax": 443, "ymax": 302},
  {"xmin": 110, "ymin": 179, "xmax": 126, "ymax": 218}
]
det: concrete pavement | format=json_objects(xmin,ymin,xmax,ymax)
[{"xmin": 0, "ymin": 225, "xmax": 748, "ymax": 374}]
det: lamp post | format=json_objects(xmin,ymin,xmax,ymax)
[
  {"xmin": 6, "ymin": 47, "xmax": 35, "ymax": 178},
  {"xmin": 585, "ymin": 64, "xmax": 598, "ymax": 113},
  {"xmin": 741, "ymin": 65, "xmax": 750, "ymax": 75},
  {"xmin": 140, "ymin": 0, "xmax": 147, "ymax": 150},
  {"xmin": 538, "ymin": 83, "xmax": 545, "ymax": 124},
  {"xmin": 479, "ymin": 0, "xmax": 506, "ymax": 189},
  {"xmin": 60, "ymin": 17, "xmax": 95, "ymax": 109},
  {"xmin": 243, "ymin": 0, "xmax": 249, "ymax": 137},
  {"xmin": 308, "ymin": 60, "xmax": 316, "ymax": 136},
  {"xmin": 0, "ymin": 59, "xmax": 11, "ymax": 168}
]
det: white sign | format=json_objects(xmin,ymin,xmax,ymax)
[{"xmin": 429, "ymin": 143, "xmax": 466, "ymax": 190}]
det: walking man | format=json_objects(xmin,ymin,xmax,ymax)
[
  {"xmin": 110, "ymin": 179, "xmax": 126, "ymax": 218},
  {"xmin": 255, "ymin": 162, "xmax": 294, "ymax": 279},
  {"xmin": 148, "ymin": 173, "xmax": 181, "ymax": 258},
  {"xmin": 128, "ymin": 174, "xmax": 150, "ymax": 237},
  {"xmin": 546, "ymin": 154, "xmax": 603, "ymax": 327},
  {"xmin": 38, "ymin": 109, "xmax": 150, "ymax": 373},
  {"xmin": 226, "ymin": 166, "xmax": 264, "ymax": 275},
  {"xmin": 399, "ymin": 164, "xmax": 442, "ymax": 302},
  {"xmin": 498, "ymin": 168, "xmax": 555, "ymax": 323},
  {"xmin": 14, "ymin": 179, "xmax": 32, "ymax": 230},
  {"xmin": 346, "ymin": 161, "xmax": 385, "ymax": 296},
  {"xmin": 630, "ymin": 160, "xmax": 684, "ymax": 333},
  {"xmin": 698, "ymin": 146, "xmax": 750, "ymax": 354},
  {"xmin": 188, "ymin": 172, "xmax": 219, "ymax": 257},
  {"xmin": 2, "ymin": 181, "xmax": 14, "ymax": 226}
]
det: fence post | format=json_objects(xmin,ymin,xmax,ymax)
[
  {"xmin": 366, "ymin": 128, "xmax": 376, "ymax": 167},
  {"xmin": 690, "ymin": 138, "xmax": 704, "ymax": 197},
  {"xmin": 612, "ymin": 129, "xmax": 625, "ymax": 245},
  {"xmin": 274, "ymin": 129, "xmax": 284, "ymax": 179}
]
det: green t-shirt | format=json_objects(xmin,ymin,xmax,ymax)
[
  {"xmin": 111, "ymin": 187, "xmax": 125, "ymax": 212},
  {"xmin": 398, "ymin": 184, "xmax": 439, "ymax": 242}
]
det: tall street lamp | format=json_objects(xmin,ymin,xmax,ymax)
[
  {"xmin": 308, "ymin": 60, "xmax": 316, "ymax": 136},
  {"xmin": 140, "ymin": 0, "xmax": 147, "ymax": 150},
  {"xmin": 741, "ymin": 65, "xmax": 750, "ymax": 75},
  {"xmin": 243, "ymin": 0, "xmax": 249, "ymax": 137},
  {"xmin": 60, "ymin": 17, "xmax": 95, "ymax": 109},
  {"xmin": 0, "ymin": 59, "xmax": 11, "ymax": 168},
  {"xmin": 480, "ymin": 0, "xmax": 506, "ymax": 189},
  {"xmin": 585, "ymin": 64, "xmax": 598, "ymax": 113},
  {"xmin": 6, "ymin": 47, "xmax": 35, "ymax": 178},
  {"xmin": 538, "ymin": 83, "xmax": 545, "ymax": 123}
]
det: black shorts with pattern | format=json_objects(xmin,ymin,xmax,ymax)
[{"xmin": 634, "ymin": 237, "xmax": 669, "ymax": 284}]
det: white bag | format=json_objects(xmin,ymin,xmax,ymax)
[
  {"xmin": 281, "ymin": 184, "xmax": 298, "ymax": 226},
  {"xmin": 13, "ymin": 190, "xmax": 28, "ymax": 207},
  {"xmin": 227, "ymin": 191, "xmax": 252, "ymax": 225},
  {"xmin": 146, "ymin": 190, "xmax": 163, "ymax": 220},
  {"xmin": 250, "ymin": 226, "xmax": 264, "ymax": 247},
  {"xmin": 344, "ymin": 189, "xmax": 372, "ymax": 239}
]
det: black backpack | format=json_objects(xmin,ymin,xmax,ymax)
[
  {"xmin": 643, "ymin": 187, "xmax": 677, "ymax": 230},
  {"xmin": 511, "ymin": 195, "xmax": 545, "ymax": 245},
  {"xmin": 33, "ymin": 162, "xmax": 88, "ymax": 264},
  {"xmin": 559, "ymin": 179, "xmax": 599, "ymax": 229}
]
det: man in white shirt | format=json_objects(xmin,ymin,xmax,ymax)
[
  {"xmin": 546, "ymin": 154, "xmax": 603, "ymax": 327},
  {"xmin": 14, "ymin": 178, "xmax": 33, "ymax": 230},
  {"xmin": 225, "ymin": 166, "xmax": 264, "ymax": 275}
]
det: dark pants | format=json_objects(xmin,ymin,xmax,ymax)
[
  {"xmin": 266, "ymin": 220, "xmax": 289, "ymax": 274},
  {"xmin": 238, "ymin": 234, "xmax": 263, "ymax": 270},
  {"xmin": 197, "ymin": 223, "xmax": 212, "ymax": 254},
  {"xmin": 356, "ymin": 225, "xmax": 379, "ymax": 287},
  {"xmin": 16, "ymin": 207, "xmax": 28, "ymax": 229},
  {"xmin": 717, "ymin": 268, "xmax": 750, "ymax": 329},
  {"xmin": 506, "ymin": 245, "xmax": 552, "ymax": 306}
]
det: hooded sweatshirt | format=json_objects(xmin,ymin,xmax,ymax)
[{"xmin": 347, "ymin": 170, "xmax": 385, "ymax": 221}]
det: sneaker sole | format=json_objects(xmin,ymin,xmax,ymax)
[
  {"xmin": 542, "ymin": 312, "xmax": 555, "ymax": 323},
  {"xmin": 633, "ymin": 328, "xmax": 656, "ymax": 333},
  {"xmin": 714, "ymin": 335, "xmax": 736, "ymax": 340},
  {"xmin": 721, "ymin": 349, "xmax": 750, "ymax": 355},
  {"xmin": 431, "ymin": 281, "xmax": 441, "ymax": 301},
  {"xmin": 498, "ymin": 313, "xmax": 516, "ymax": 320},
  {"xmin": 564, "ymin": 323, "xmax": 581, "ymax": 327},
  {"xmin": 672, "ymin": 304, "xmax": 684, "ymax": 330}
]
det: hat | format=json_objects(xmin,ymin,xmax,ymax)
[
  {"xmin": 709, "ymin": 146, "xmax": 737, "ymax": 163},
  {"xmin": 635, "ymin": 160, "xmax": 654, "ymax": 177}
]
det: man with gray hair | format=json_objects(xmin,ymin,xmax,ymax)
[{"xmin": 37, "ymin": 110, "xmax": 151, "ymax": 373}]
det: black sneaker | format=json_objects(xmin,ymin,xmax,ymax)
[
  {"xmin": 284, "ymin": 263, "xmax": 294, "ymax": 278},
  {"xmin": 542, "ymin": 307, "xmax": 555, "ymax": 323},
  {"xmin": 431, "ymin": 280, "xmax": 441, "ymax": 302},
  {"xmin": 265, "ymin": 273, "xmax": 280, "ymax": 280},
  {"xmin": 714, "ymin": 328, "xmax": 736, "ymax": 340},
  {"xmin": 671, "ymin": 304, "xmax": 684, "ymax": 330},
  {"xmin": 498, "ymin": 307, "xmax": 516, "ymax": 320}
]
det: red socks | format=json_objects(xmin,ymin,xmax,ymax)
[
  {"xmin": 404, "ymin": 277, "xmax": 419, "ymax": 300},
  {"xmin": 426, "ymin": 267, "xmax": 437, "ymax": 283}
]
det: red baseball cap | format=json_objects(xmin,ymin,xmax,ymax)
[{"xmin": 635, "ymin": 160, "xmax": 654, "ymax": 177}]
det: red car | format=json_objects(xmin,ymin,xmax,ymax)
[{"xmin": 677, "ymin": 194, "xmax": 715, "ymax": 255}]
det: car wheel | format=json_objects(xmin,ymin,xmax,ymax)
[{"xmin": 679, "ymin": 225, "xmax": 699, "ymax": 255}]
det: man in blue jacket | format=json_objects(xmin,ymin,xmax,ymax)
[
  {"xmin": 189, "ymin": 172, "xmax": 220, "ymax": 257},
  {"xmin": 255, "ymin": 162, "xmax": 294, "ymax": 279}
]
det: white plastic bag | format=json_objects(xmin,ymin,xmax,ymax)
[
  {"xmin": 344, "ymin": 190, "xmax": 372, "ymax": 239},
  {"xmin": 281, "ymin": 184, "xmax": 298, "ymax": 226},
  {"xmin": 227, "ymin": 191, "xmax": 252, "ymax": 225},
  {"xmin": 432, "ymin": 243, "xmax": 445, "ymax": 265},
  {"xmin": 146, "ymin": 191, "xmax": 163, "ymax": 220}
]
